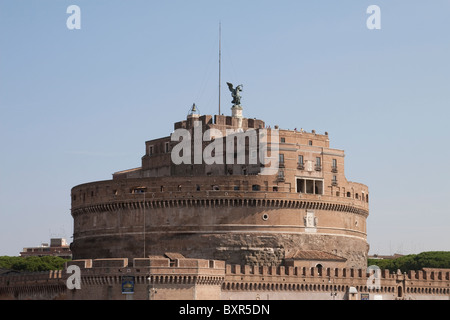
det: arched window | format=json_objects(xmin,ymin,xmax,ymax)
[{"xmin": 398, "ymin": 286, "xmax": 403, "ymax": 298}]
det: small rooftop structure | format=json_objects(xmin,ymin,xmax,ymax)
[
  {"xmin": 284, "ymin": 250, "xmax": 347, "ymax": 269},
  {"xmin": 20, "ymin": 238, "xmax": 72, "ymax": 259}
]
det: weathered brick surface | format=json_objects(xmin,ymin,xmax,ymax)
[{"xmin": 71, "ymin": 112, "xmax": 370, "ymax": 269}]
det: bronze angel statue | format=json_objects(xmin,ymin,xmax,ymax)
[{"xmin": 227, "ymin": 82, "xmax": 243, "ymax": 106}]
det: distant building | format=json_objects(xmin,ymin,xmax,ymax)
[
  {"xmin": 369, "ymin": 254, "xmax": 405, "ymax": 260},
  {"xmin": 20, "ymin": 238, "xmax": 72, "ymax": 259}
]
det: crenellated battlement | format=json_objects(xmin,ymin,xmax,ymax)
[
  {"xmin": 0, "ymin": 270, "xmax": 63, "ymax": 286},
  {"xmin": 1, "ymin": 258, "xmax": 449, "ymax": 300},
  {"xmin": 64, "ymin": 258, "xmax": 450, "ymax": 288},
  {"xmin": 222, "ymin": 264, "xmax": 450, "ymax": 299},
  {"xmin": 224, "ymin": 264, "xmax": 450, "ymax": 281},
  {"xmin": 65, "ymin": 256, "xmax": 226, "ymax": 287},
  {"xmin": 0, "ymin": 270, "xmax": 66, "ymax": 300},
  {"xmin": 407, "ymin": 268, "xmax": 450, "ymax": 281}
]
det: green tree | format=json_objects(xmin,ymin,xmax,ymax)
[
  {"xmin": 0, "ymin": 256, "xmax": 70, "ymax": 272},
  {"xmin": 368, "ymin": 251, "xmax": 450, "ymax": 272}
]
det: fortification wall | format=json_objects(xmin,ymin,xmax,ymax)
[
  {"xmin": 66, "ymin": 257, "xmax": 225, "ymax": 300},
  {"xmin": 2, "ymin": 259, "xmax": 448, "ymax": 300},
  {"xmin": 0, "ymin": 270, "xmax": 67, "ymax": 300},
  {"xmin": 222, "ymin": 265, "xmax": 450, "ymax": 300},
  {"xmin": 71, "ymin": 175, "xmax": 369, "ymax": 267}
]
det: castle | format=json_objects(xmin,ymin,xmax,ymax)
[
  {"xmin": 70, "ymin": 103, "xmax": 369, "ymax": 269},
  {"xmin": 1, "ymin": 97, "xmax": 449, "ymax": 301}
]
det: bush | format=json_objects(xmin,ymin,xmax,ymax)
[
  {"xmin": 0, "ymin": 256, "xmax": 70, "ymax": 272},
  {"xmin": 368, "ymin": 251, "xmax": 450, "ymax": 272}
]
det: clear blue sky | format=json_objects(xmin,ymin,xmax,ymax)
[{"xmin": 1, "ymin": 0, "xmax": 449, "ymax": 256}]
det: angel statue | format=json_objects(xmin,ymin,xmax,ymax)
[{"xmin": 226, "ymin": 82, "xmax": 243, "ymax": 106}]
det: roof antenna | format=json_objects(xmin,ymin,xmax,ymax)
[{"xmin": 218, "ymin": 21, "xmax": 222, "ymax": 116}]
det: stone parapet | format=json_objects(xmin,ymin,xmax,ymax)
[{"xmin": 1, "ymin": 260, "xmax": 449, "ymax": 300}]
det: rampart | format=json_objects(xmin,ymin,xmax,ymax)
[
  {"xmin": 222, "ymin": 264, "xmax": 450, "ymax": 300},
  {"xmin": 1, "ymin": 257, "xmax": 449, "ymax": 300},
  {"xmin": 65, "ymin": 256, "xmax": 225, "ymax": 300},
  {"xmin": 0, "ymin": 270, "xmax": 67, "ymax": 300}
]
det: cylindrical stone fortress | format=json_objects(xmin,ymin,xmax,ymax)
[{"xmin": 71, "ymin": 110, "xmax": 369, "ymax": 268}]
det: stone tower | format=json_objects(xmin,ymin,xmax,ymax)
[{"xmin": 71, "ymin": 105, "xmax": 369, "ymax": 268}]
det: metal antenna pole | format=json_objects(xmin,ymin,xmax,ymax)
[
  {"xmin": 219, "ymin": 21, "xmax": 221, "ymax": 116},
  {"xmin": 143, "ymin": 191, "xmax": 146, "ymax": 258}
]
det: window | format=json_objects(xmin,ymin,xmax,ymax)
[
  {"xmin": 314, "ymin": 180, "xmax": 323, "ymax": 194},
  {"xmin": 273, "ymin": 186, "xmax": 278, "ymax": 192},
  {"xmin": 308, "ymin": 140, "xmax": 312, "ymax": 146},
  {"xmin": 347, "ymin": 192, "xmax": 351, "ymax": 198},
  {"xmin": 332, "ymin": 175, "xmax": 338, "ymax": 186},
  {"xmin": 315, "ymin": 157, "xmax": 322, "ymax": 171},
  {"xmin": 252, "ymin": 184, "xmax": 261, "ymax": 191},
  {"xmin": 297, "ymin": 179, "xmax": 305, "ymax": 193},
  {"xmin": 305, "ymin": 179, "xmax": 313, "ymax": 193},
  {"xmin": 149, "ymin": 145, "xmax": 154, "ymax": 156},
  {"xmin": 281, "ymin": 137, "xmax": 285, "ymax": 143},
  {"xmin": 279, "ymin": 154, "xmax": 285, "ymax": 165},
  {"xmin": 165, "ymin": 142, "xmax": 169, "ymax": 153},
  {"xmin": 332, "ymin": 158, "xmax": 338, "ymax": 172},
  {"xmin": 132, "ymin": 187, "xmax": 147, "ymax": 194},
  {"xmin": 297, "ymin": 155, "xmax": 304, "ymax": 170},
  {"xmin": 296, "ymin": 178, "xmax": 323, "ymax": 195}
]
